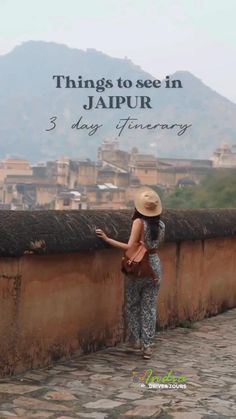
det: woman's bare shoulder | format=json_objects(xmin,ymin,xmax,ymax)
[{"xmin": 132, "ymin": 218, "xmax": 143, "ymax": 225}]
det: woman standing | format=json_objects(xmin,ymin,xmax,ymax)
[{"xmin": 96, "ymin": 186, "xmax": 165, "ymax": 359}]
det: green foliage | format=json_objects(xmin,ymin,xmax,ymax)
[{"xmin": 163, "ymin": 170, "xmax": 236, "ymax": 209}]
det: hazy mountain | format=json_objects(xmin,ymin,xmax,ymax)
[{"xmin": 0, "ymin": 41, "xmax": 235, "ymax": 161}]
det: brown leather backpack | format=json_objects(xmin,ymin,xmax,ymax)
[{"xmin": 121, "ymin": 219, "xmax": 157, "ymax": 279}]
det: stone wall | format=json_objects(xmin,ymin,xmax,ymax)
[{"xmin": 0, "ymin": 209, "xmax": 236, "ymax": 376}]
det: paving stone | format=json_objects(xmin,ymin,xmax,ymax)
[
  {"xmin": 70, "ymin": 387, "xmax": 95, "ymax": 396},
  {"xmin": 24, "ymin": 412, "xmax": 55, "ymax": 418},
  {"xmin": 132, "ymin": 397, "xmax": 168, "ymax": 405},
  {"xmin": 123, "ymin": 405, "xmax": 162, "ymax": 417},
  {"xmin": 44, "ymin": 390, "xmax": 77, "ymax": 401},
  {"xmin": 48, "ymin": 377, "xmax": 77, "ymax": 386},
  {"xmin": 87, "ymin": 365, "xmax": 114, "ymax": 373},
  {"xmin": 169, "ymin": 413, "xmax": 203, "ymax": 419},
  {"xmin": 70, "ymin": 370, "xmax": 92, "ymax": 377},
  {"xmin": 0, "ymin": 384, "xmax": 41, "ymax": 394},
  {"xmin": 116, "ymin": 391, "xmax": 143, "ymax": 400},
  {"xmin": 21, "ymin": 372, "xmax": 49, "ymax": 381},
  {"xmin": 13, "ymin": 396, "xmax": 72, "ymax": 411},
  {"xmin": 187, "ymin": 381, "xmax": 202, "ymax": 388},
  {"xmin": 55, "ymin": 417, "xmax": 76, "ymax": 419},
  {"xmin": 53, "ymin": 416, "xmax": 74, "ymax": 419},
  {"xmin": 83, "ymin": 399, "xmax": 124, "ymax": 409},
  {"xmin": 206, "ymin": 404, "xmax": 235, "ymax": 416},
  {"xmin": 0, "ymin": 309, "xmax": 234, "ymax": 418},
  {"xmin": 109, "ymin": 375, "xmax": 127, "ymax": 381},
  {"xmin": 53, "ymin": 365, "xmax": 77, "ymax": 371},
  {"xmin": 78, "ymin": 413, "xmax": 108, "ymax": 419},
  {"xmin": 66, "ymin": 380, "xmax": 84, "ymax": 388},
  {"xmin": 89, "ymin": 374, "xmax": 113, "ymax": 380},
  {"xmin": 13, "ymin": 409, "xmax": 28, "ymax": 416},
  {"xmin": 88, "ymin": 383, "xmax": 105, "ymax": 391},
  {"xmin": 0, "ymin": 404, "xmax": 14, "ymax": 411},
  {"xmin": 43, "ymin": 369, "xmax": 62, "ymax": 375}
]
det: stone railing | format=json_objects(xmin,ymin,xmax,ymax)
[{"xmin": 0, "ymin": 209, "xmax": 236, "ymax": 376}]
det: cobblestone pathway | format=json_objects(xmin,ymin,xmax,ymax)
[{"xmin": 0, "ymin": 309, "xmax": 235, "ymax": 419}]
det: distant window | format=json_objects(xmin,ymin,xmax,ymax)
[{"xmin": 63, "ymin": 198, "xmax": 70, "ymax": 206}]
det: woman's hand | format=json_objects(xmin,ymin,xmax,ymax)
[{"xmin": 95, "ymin": 228, "xmax": 108, "ymax": 242}]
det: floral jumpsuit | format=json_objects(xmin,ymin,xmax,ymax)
[{"xmin": 125, "ymin": 219, "xmax": 165, "ymax": 349}]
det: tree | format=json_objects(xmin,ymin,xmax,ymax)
[{"xmin": 163, "ymin": 170, "xmax": 236, "ymax": 209}]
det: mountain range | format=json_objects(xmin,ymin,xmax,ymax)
[{"xmin": 0, "ymin": 41, "xmax": 236, "ymax": 162}]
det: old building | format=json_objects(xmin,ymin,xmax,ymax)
[
  {"xmin": 86, "ymin": 183, "xmax": 126, "ymax": 209},
  {"xmin": 125, "ymin": 175, "xmax": 142, "ymax": 206},
  {"xmin": 157, "ymin": 158, "xmax": 212, "ymax": 169},
  {"xmin": 45, "ymin": 158, "xmax": 97, "ymax": 188},
  {"xmin": 97, "ymin": 139, "xmax": 130, "ymax": 170},
  {"xmin": 1, "ymin": 158, "xmax": 32, "ymax": 175},
  {"xmin": 97, "ymin": 164, "xmax": 130, "ymax": 188},
  {"xmin": 129, "ymin": 150, "xmax": 157, "ymax": 185},
  {"xmin": 54, "ymin": 191, "xmax": 87, "ymax": 210},
  {"xmin": 76, "ymin": 160, "xmax": 97, "ymax": 186},
  {"xmin": 0, "ymin": 158, "xmax": 33, "ymax": 202},
  {"xmin": 3, "ymin": 140, "xmax": 235, "ymax": 210},
  {"xmin": 156, "ymin": 158, "xmax": 213, "ymax": 188},
  {"xmin": 1, "ymin": 172, "xmax": 65, "ymax": 209},
  {"xmin": 46, "ymin": 157, "xmax": 70, "ymax": 186},
  {"xmin": 211, "ymin": 143, "xmax": 236, "ymax": 168},
  {"xmin": 2, "ymin": 175, "xmax": 34, "ymax": 206},
  {"xmin": 15, "ymin": 183, "xmax": 62, "ymax": 210}
]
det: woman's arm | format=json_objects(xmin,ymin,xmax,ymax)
[{"xmin": 96, "ymin": 218, "xmax": 142, "ymax": 250}]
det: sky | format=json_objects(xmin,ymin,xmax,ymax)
[{"xmin": 1, "ymin": 0, "xmax": 236, "ymax": 102}]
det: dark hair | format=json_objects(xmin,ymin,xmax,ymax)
[{"xmin": 132, "ymin": 208, "xmax": 161, "ymax": 241}]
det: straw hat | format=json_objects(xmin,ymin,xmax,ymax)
[{"xmin": 134, "ymin": 186, "xmax": 162, "ymax": 217}]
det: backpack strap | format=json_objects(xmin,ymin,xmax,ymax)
[{"xmin": 140, "ymin": 218, "xmax": 145, "ymax": 244}]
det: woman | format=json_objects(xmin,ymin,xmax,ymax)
[{"xmin": 96, "ymin": 186, "xmax": 165, "ymax": 359}]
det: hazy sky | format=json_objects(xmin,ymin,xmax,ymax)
[{"xmin": 1, "ymin": 0, "xmax": 236, "ymax": 102}]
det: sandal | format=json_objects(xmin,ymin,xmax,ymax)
[
  {"xmin": 126, "ymin": 338, "xmax": 142, "ymax": 350},
  {"xmin": 142, "ymin": 346, "xmax": 152, "ymax": 359}
]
